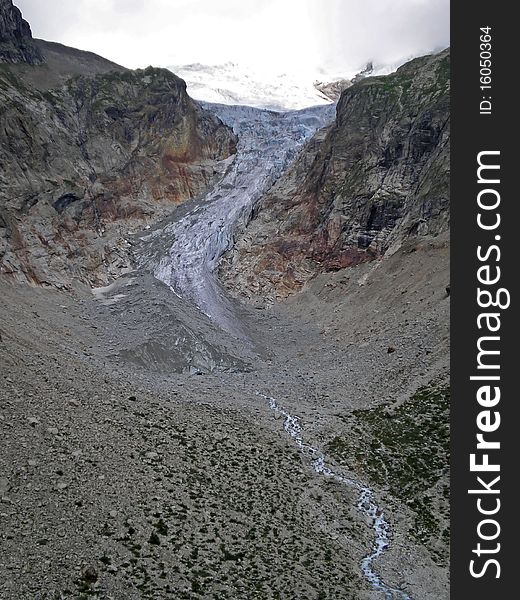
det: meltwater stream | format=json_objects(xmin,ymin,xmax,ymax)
[{"xmin": 257, "ymin": 392, "xmax": 412, "ymax": 600}]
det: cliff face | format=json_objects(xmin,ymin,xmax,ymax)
[
  {"xmin": 0, "ymin": 61, "xmax": 236, "ymax": 286},
  {"xmin": 0, "ymin": 0, "xmax": 43, "ymax": 64},
  {"xmin": 220, "ymin": 50, "xmax": 450, "ymax": 302}
]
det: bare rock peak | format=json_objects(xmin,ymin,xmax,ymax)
[{"xmin": 0, "ymin": 0, "xmax": 44, "ymax": 64}]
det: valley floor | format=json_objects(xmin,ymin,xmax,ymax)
[{"xmin": 0, "ymin": 235, "xmax": 449, "ymax": 600}]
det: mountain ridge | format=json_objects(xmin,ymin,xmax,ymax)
[{"xmin": 0, "ymin": 39, "xmax": 237, "ymax": 287}]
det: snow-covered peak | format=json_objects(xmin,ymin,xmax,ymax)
[
  {"xmin": 166, "ymin": 60, "xmax": 403, "ymax": 112},
  {"xmin": 166, "ymin": 62, "xmax": 336, "ymax": 111}
]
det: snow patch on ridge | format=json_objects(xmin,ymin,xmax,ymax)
[{"xmin": 166, "ymin": 62, "xmax": 341, "ymax": 111}]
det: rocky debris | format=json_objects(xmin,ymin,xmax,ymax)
[
  {"xmin": 81, "ymin": 565, "xmax": 99, "ymax": 583},
  {"xmin": 0, "ymin": 63, "xmax": 237, "ymax": 287},
  {"xmin": 0, "ymin": 0, "xmax": 43, "ymax": 64},
  {"xmin": 91, "ymin": 273, "xmax": 255, "ymax": 375},
  {"xmin": 0, "ymin": 230, "xmax": 450, "ymax": 599},
  {"xmin": 220, "ymin": 49, "xmax": 450, "ymax": 303},
  {"xmin": 0, "ymin": 282, "xmax": 369, "ymax": 600}
]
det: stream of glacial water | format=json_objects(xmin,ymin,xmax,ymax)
[{"xmin": 257, "ymin": 393, "xmax": 412, "ymax": 600}]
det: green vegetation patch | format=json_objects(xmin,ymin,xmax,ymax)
[{"xmin": 328, "ymin": 382, "xmax": 450, "ymax": 564}]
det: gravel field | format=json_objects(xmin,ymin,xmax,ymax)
[{"xmin": 0, "ymin": 234, "xmax": 449, "ymax": 600}]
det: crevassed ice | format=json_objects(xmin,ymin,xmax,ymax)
[{"xmin": 142, "ymin": 102, "xmax": 335, "ymax": 338}]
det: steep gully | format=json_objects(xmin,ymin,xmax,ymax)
[{"xmin": 138, "ymin": 102, "xmax": 410, "ymax": 599}]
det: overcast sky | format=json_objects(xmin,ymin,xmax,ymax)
[{"xmin": 16, "ymin": 0, "xmax": 449, "ymax": 77}]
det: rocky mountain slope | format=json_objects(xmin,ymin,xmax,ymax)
[
  {"xmin": 0, "ymin": 3, "xmax": 450, "ymax": 596},
  {"xmin": 0, "ymin": 0, "xmax": 42, "ymax": 64},
  {"xmin": 0, "ymin": 2, "xmax": 237, "ymax": 288},
  {"xmin": 220, "ymin": 50, "xmax": 450, "ymax": 302},
  {"xmin": 14, "ymin": 39, "xmax": 126, "ymax": 90}
]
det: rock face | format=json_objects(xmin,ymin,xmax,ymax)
[
  {"xmin": 220, "ymin": 50, "xmax": 450, "ymax": 302},
  {"xmin": 314, "ymin": 63, "xmax": 373, "ymax": 102},
  {"xmin": 314, "ymin": 78, "xmax": 351, "ymax": 102},
  {"xmin": 0, "ymin": 0, "xmax": 43, "ymax": 64},
  {"xmin": 0, "ymin": 61, "xmax": 237, "ymax": 286}
]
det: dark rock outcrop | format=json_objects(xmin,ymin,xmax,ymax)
[
  {"xmin": 220, "ymin": 50, "xmax": 450, "ymax": 302},
  {"xmin": 0, "ymin": 0, "xmax": 43, "ymax": 64}
]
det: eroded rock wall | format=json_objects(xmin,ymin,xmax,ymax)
[
  {"xmin": 220, "ymin": 50, "xmax": 450, "ymax": 302},
  {"xmin": 0, "ymin": 65, "xmax": 236, "ymax": 286}
]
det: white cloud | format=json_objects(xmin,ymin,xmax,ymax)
[{"xmin": 16, "ymin": 0, "xmax": 449, "ymax": 76}]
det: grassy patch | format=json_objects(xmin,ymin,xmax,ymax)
[{"xmin": 328, "ymin": 382, "xmax": 450, "ymax": 563}]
